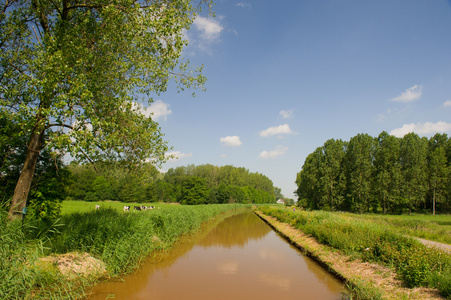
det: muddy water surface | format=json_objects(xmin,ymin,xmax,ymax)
[{"xmin": 88, "ymin": 211, "xmax": 345, "ymax": 300}]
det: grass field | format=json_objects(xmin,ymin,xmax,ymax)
[
  {"xmin": 60, "ymin": 200, "xmax": 176, "ymax": 214},
  {"xmin": 346, "ymin": 213, "xmax": 451, "ymax": 245}
]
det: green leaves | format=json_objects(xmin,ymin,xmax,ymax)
[
  {"xmin": 296, "ymin": 132, "xmax": 451, "ymax": 214},
  {"xmin": 1, "ymin": 0, "xmax": 207, "ymax": 167}
]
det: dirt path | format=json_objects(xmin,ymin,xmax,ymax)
[
  {"xmin": 255, "ymin": 210, "xmax": 444, "ymax": 300},
  {"xmin": 414, "ymin": 237, "xmax": 451, "ymax": 254}
]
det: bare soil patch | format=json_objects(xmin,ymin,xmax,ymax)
[{"xmin": 40, "ymin": 252, "xmax": 106, "ymax": 279}]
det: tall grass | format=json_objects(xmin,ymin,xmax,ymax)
[
  {"xmin": 0, "ymin": 211, "xmax": 78, "ymax": 299},
  {"xmin": 0, "ymin": 212, "xmax": 38, "ymax": 299},
  {"xmin": 47, "ymin": 204, "xmax": 245, "ymax": 276},
  {"xmin": 259, "ymin": 206, "xmax": 451, "ymax": 299},
  {"xmin": 1, "ymin": 203, "xmax": 247, "ymax": 299}
]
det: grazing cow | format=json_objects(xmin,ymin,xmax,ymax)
[
  {"xmin": 123, "ymin": 205, "xmax": 130, "ymax": 212},
  {"xmin": 95, "ymin": 205, "xmax": 100, "ymax": 210},
  {"xmin": 134, "ymin": 206, "xmax": 141, "ymax": 211}
]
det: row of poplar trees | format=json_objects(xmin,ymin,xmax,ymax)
[{"xmin": 295, "ymin": 132, "xmax": 451, "ymax": 214}]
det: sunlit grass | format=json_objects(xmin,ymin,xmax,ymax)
[
  {"xmin": 60, "ymin": 200, "xmax": 176, "ymax": 215},
  {"xmin": 1, "ymin": 202, "xmax": 248, "ymax": 299},
  {"xmin": 345, "ymin": 213, "xmax": 451, "ymax": 245},
  {"xmin": 259, "ymin": 206, "xmax": 451, "ymax": 298}
]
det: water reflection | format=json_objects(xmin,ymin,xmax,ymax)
[
  {"xmin": 88, "ymin": 211, "xmax": 345, "ymax": 300},
  {"xmin": 199, "ymin": 212, "xmax": 271, "ymax": 248}
]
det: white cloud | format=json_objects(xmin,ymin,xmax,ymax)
[
  {"xmin": 220, "ymin": 136, "xmax": 242, "ymax": 147},
  {"xmin": 443, "ymin": 100, "xmax": 451, "ymax": 107},
  {"xmin": 130, "ymin": 100, "xmax": 172, "ymax": 121},
  {"xmin": 279, "ymin": 110, "xmax": 293, "ymax": 119},
  {"xmin": 165, "ymin": 150, "xmax": 192, "ymax": 162},
  {"xmin": 259, "ymin": 124, "xmax": 294, "ymax": 137},
  {"xmin": 193, "ymin": 16, "xmax": 223, "ymax": 41},
  {"xmin": 259, "ymin": 146, "xmax": 288, "ymax": 159},
  {"xmin": 390, "ymin": 121, "xmax": 451, "ymax": 137},
  {"xmin": 392, "ymin": 85, "xmax": 422, "ymax": 102},
  {"xmin": 236, "ymin": 2, "xmax": 251, "ymax": 8},
  {"xmin": 148, "ymin": 100, "xmax": 172, "ymax": 121}
]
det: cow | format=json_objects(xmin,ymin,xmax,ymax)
[
  {"xmin": 134, "ymin": 206, "xmax": 141, "ymax": 211},
  {"xmin": 123, "ymin": 205, "xmax": 130, "ymax": 212},
  {"xmin": 95, "ymin": 205, "xmax": 100, "ymax": 210}
]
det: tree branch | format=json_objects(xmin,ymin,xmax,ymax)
[
  {"xmin": 78, "ymin": 145, "xmax": 97, "ymax": 171},
  {"xmin": 47, "ymin": 0, "xmax": 62, "ymax": 18},
  {"xmin": 46, "ymin": 123, "xmax": 74, "ymax": 130}
]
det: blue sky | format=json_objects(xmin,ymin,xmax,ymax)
[{"xmin": 146, "ymin": 0, "xmax": 451, "ymax": 199}]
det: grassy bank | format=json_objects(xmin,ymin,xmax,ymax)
[
  {"xmin": 1, "ymin": 203, "xmax": 248, "ymax": 299},
  {"xmin": 258, "ymin": 206, "xmax": 451, "ymax": 299}
]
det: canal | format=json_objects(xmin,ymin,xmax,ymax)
[{"xmin": 88, "ymin": 210, "xmax": 345, "ymax": 300}]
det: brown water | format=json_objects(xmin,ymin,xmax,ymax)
[{"xmin": 88, "ymin": 211, "xmax": 345, "ymax": 300}]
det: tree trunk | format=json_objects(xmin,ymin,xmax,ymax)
[
  {"xmin": 8, "ymin": 127, "xmax": 45, "ymax": 221},
  {"xmin": 432, "ymin": 187, "xmax": 436, "ymax": 216}
]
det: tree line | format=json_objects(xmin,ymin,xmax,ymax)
[
  {"xmin": 295, "ymin": 132, "xmax": 451, "ymax": 214},
  {"xmin": 2, "ymin": 148, "xmax": 279, "ymax": 219},
  {"xmin": 66, "ymin": 163, "xmax": 277, "ymax": 205}
]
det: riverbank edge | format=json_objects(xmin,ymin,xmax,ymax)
[
  {"xmin": 30, "ymin": 206, "xmax": 251, "ymax": 299},
  {"xmin": 254, "ymin": 210, "xmax": 443, "ymax": 300}
]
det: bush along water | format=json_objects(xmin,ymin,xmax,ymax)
[
  {"xmin": 259, "ymin": 206, "xmax": 451, "ymax": 299},
  {"xmin": 1, "ymin": 204, "xmax": 246, "ymax": 299}
]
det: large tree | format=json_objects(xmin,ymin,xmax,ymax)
[
  {"xmin": 373, "ymin": 131, "xmax": 401, "ymax": 214},
  {"xmin": 427, "ymin": 133, "xmax": 449, "ymax": 215},
  {"xmin": 318, "ymin": 138, "xmax": 346, "ymax": 211},
  {"xmin": 400, "ymin": 133, "xmax": 427, "ymax": 214},
  {"xmin": 1, "ymin": 0, "xmax": 208, "ymax": 219},
  {"xmin": 343, "ymin": 133, "xmax": 375, "ymax": 213},
  {"xmin": 295, "ymin": 147, "xmax": 322, "ymax": 209}
]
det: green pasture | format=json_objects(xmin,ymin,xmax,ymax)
[{"xmin": 61, "ymin": 200, "xmax": 174, "ymax": 215}]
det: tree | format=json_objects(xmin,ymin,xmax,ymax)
[
  {"xmin": 148, "ymin": 180, "xmax": 176, "ymax": 202},
  {"xmin": 180, "ymin": 176, "xmax": 209, "ymax": 205},
  {"xmin": 295, "ymin": 148, "xmax": 322, "ymax": 209},
  {"xmin": 1, "ymin": 0, "xmax": 208, "ymax": 219},
  {"xmin": 373, "ymin": 132, "xmax": 401, "ymax": 214},
  {"xmin": 1, "ymin": 114, "xmax": 69, "ymax": 220},
  {"xmin": 274, "ymin": 187, "xmax": 283, "ymax": 200},
  {"xmin": 427, "ymin": 134, "xmax": 449, "ymax": 215},
  {"xmin": 343, "ymin": 133, "xmax": 375, "ymax": 213},
  {"xmin": 399, "ymin": 133, "xmax": 427, "ymax": 214},
  {"xmin": 318, "ymin": 138, "xmax": 346, "ymax": 211}
]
